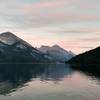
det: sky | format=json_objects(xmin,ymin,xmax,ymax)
[{"xmin": 0, "ymin": 0, "xmax": 100, "ymax": 54}]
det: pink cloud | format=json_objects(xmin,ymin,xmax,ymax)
[
  {"xmin": 79, "ymin": 37, "xmax": 100, "ymax": 42},
  {"xmin": 49, "ymin": 28, "xmax": 100, "ymax": 35},
  {"xmin": 24, "ymin": 0, "xmax": 66, "ymax": 13},
  {"xmin": 56, "ymin": 40, "xmax": 96, "ymax": 54},
  {"xmin": 48, "ymin": 13, "xmax": 100, "ymax": 21},
  {"xmin": 78, "ymin": 1, "xmax": 100, "ymax": 9}
]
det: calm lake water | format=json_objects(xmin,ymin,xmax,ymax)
[{"xmin": 0, "ymin": 64, "xmax": 100, "ymax": 100}]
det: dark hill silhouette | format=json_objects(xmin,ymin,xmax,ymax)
[{"xmin": 67, "ymin": 46, "xmax": 100, "ymax": 65}]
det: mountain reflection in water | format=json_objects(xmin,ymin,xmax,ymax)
[
  {"xmin": 0, "ymin": 64, "xmax": 99, "ymax": 97},
  {"xmin": 0, "ymin": 64, "xmax": 72, "ymax": 95}
]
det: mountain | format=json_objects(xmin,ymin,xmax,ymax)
[
  {"xmin": 37, "ymin": 45, "xmax": 75, "ymax": 62},
  {"xmin": 67, "ymin": 46, "xmax": 100, "ymax": 65},
  {"xmin": 0, "ymin": 32, "xmax": 49, "ymax": 63}
]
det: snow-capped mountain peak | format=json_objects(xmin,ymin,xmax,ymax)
[
  {"xmin": 0, "ymin": 32, "xmax": 50, "ymax": 63},
  {"xmin": 0, "ymin": 32, "xmax": 20, "ymax": 45}
]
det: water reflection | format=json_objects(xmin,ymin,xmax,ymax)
[
  {"xmin": 70, "ymin": 64, "xmax": 100, "ymax": 82},
  {"xmin": 0, "ymin": 64, "xmax": 100, "ymax": 95},
  {"xmin": 0, "ymin": 64, "xmax": 73, "ymax": 95}
]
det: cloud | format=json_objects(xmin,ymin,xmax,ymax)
[
  {"xmin": 24, "ymin": 0, "xmax": 67, "ymax": 12},
  {"xmin": 48, "ymin": 28, "xmax": 100, "ymax": 34},
  {"xmin": 0, "ymin": 0, "xmax": 100, "ymax": 29},
  {"xmin": 0, "ymin": 0, "xmax": 100, "ymax": 54},
  {"xmin": 79, "ymin": 37, "xmax": 100, "ymax": 42}
]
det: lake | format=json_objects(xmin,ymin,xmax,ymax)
[{"xmin": 0, "ymin": 64, "xmax": 100, "ymax": 100}]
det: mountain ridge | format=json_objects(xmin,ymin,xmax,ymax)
[
  {"xmin": 0, "ymin": 32, "xmax": 49, "ymax": 63},
  {"xmin": 67, "ymin": 46, "xmax": 100, "ymax": 65},
  {"xmin": 37, "ymin": 45, "xmax": 75, "ymax": 62},
  {"xmin": 0, "ymin": 32, "xmax": 75, "ymax": 63}
]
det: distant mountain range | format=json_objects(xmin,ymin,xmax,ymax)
[
  {"xmin": 37, "ymin": 45, "xmax": 75, "ymax": 62},
  {"xmin": 67, "ymin": 47, "xmax": 100, "ymax": 65},
  {"xmin": 0, "ymin": 32, "xmax": 50, "ymax": 63},
  {"xmin": 0, "ymin": 32, "xmax": 75, "ymax": 63},
  {"xmin": 0, "ymin": 31, "xmax": 99, "ymax": 64}
]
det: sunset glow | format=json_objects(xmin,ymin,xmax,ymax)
[{"xmin": 0, "ymin": 0, "xmax": 100, "ymax": 54}]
